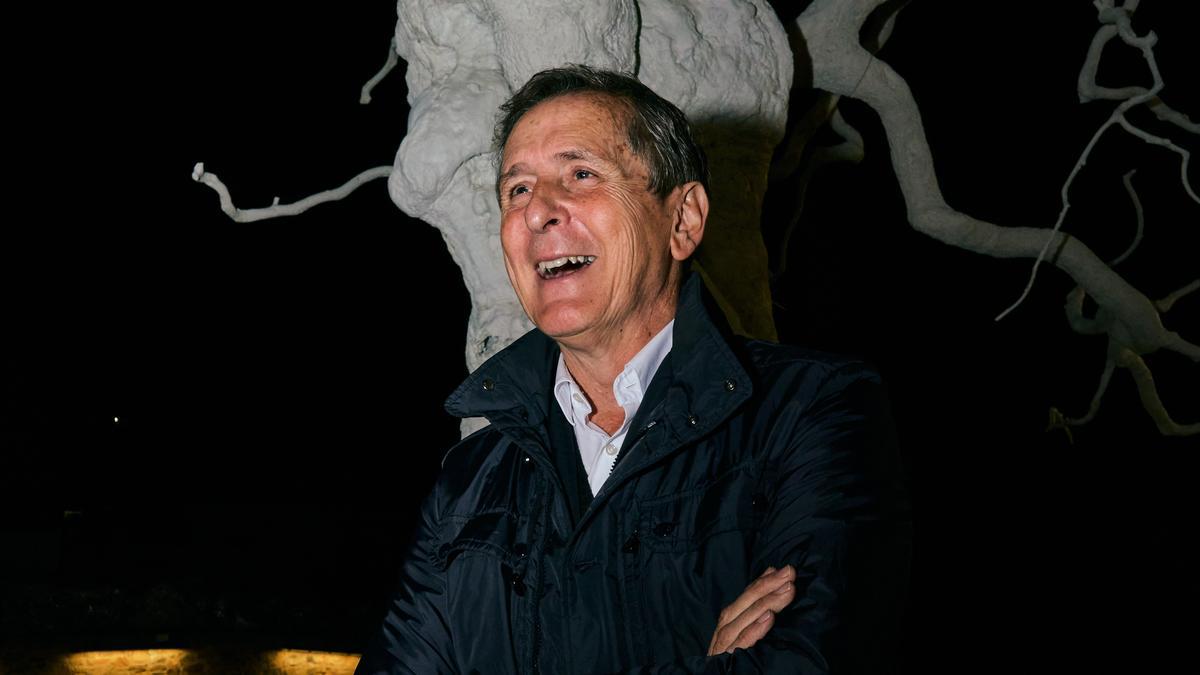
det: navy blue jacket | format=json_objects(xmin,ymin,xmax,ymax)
[{"xmin": 357, "ymin": 274, "xmax": 911, "ymax": 674}]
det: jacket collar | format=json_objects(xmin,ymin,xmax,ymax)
[{"xmin": 444, "ymin": 273, "xmax": 753, "ymax": 443}]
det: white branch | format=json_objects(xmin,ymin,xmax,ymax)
[
  {"xmin": 826, "ymin": 109, "xmax": 865, "ymax": 163},
  {"xmin": 1081, "ymin": 23, "xmax": 1200, "ymax": 135},
  {"xmin": 796, "ymin": 0, "xmax": 1198, "ymax": 436},
  {"xmin": 799, "ymin": 16, "xmax": 1169, "ymax": 349},
  {"xmin": 1064, "ymin": 286, "xmax": 1106, "ymax": 335},
  {"xmin": 1113, "ymin": 114, "xmax": 1199, "ymax": 205},
  {"xmin": 1155, "ymin": 279, "xmax": 1200, "ymax": 314},
  {"xmin": 993, "ymin": 112, "xmax": 1120, "ymax": 321},
  {"xmin": 1109, "ymin": 170, "xmax": 1143, "ymax": 266},
  {"xmin": 994, "ymin": 4, "xmax": 1198, "ymax": 320},
  {"xmin": 1118, "ymin": 349, "xmax": 1200, "ymax": 436},
  {"xmin": 1064, "ymin": 354, "xmax": 1117, "ymax": 427},
  {"xmin": 1147, "ymin": 98, "xmax": 1200, "ymax": 134},
  {"xmin": 360, "ymin": 37, "xmax": 400, "ymax": 105},
  {"xmin": 1078, "ymin": 25, "xmax": 1144, "ymax": 102},
  {"xmin": 191, "ymin": 163, "xmax": 392, "ymax": 223}
]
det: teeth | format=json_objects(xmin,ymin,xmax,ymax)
[{"xmin": 537, "ymin": 255, "xmax": 596, "ymax": 276}]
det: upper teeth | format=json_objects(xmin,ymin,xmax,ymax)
[{"xmin": 538, "ymin": 255, "xmax": 596, "ymax": 275}]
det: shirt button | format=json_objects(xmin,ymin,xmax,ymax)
[
  {"xmin": 573, "ymin": 393, "xmax": 585, "ymax": 403},
  {"xmin": 604, "ymin": 443, "xmax": 618, "ymax": 456},
  {"xmin": 724, "ymin": 378, "xmax": 737, "ymax": 392},
  {"xmin": 482, "ymin": 378, "xmax": 495, "ymax": 391},
  {"xmin": 687, "ymin": 414, "xmax": 699, "ymax": 427}
]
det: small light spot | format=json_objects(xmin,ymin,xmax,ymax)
[
  {"xmin": 113, "ymin": 416, "xmax": 120, "ymax": 424},
  {"xmin": 269, "ymin": 649, "xmax": 360, "ymax": 673}
]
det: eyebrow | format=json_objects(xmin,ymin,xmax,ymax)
[
  {"xmin": 497, "ymin": 163, "xmax": 527, "ymax": 193},
  {"xmin": 555, "ymin": 149, "xmax": 590, "ymax": 162},
  {"xmin": 496, "ymin": 148, "xmax": 607, "ymax": 197}
]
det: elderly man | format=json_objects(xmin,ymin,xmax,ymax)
[{"xmin": 357, "ymin": 65, "xmax": 910, "ymax": 674}]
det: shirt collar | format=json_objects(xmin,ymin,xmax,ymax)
[
  {"xmin": 445, "ymin": 273, "xmax": 753, "ymax": 442},
  {"xmin": 553, "ymin": 319, "xmax": 675, "ymax": 428}
]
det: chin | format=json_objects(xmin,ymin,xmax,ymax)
[
  {"xmin": 535, "ymin": 318, "xmax": 586, "ymax": 341},
  {"xmin": 532, "ymin": 308, "xmax": 591, "ymax": 341}
]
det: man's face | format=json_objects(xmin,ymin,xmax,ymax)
[{"xmin": 498, "ymin": 93, "xmax": 679, "ymax": 344}]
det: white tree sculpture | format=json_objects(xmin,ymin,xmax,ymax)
[
  {"xmin": 195, "ymin": 0, "xmax": 791, "ymax": 435},
  {"xmin": 790, "ymin": 0, "xmax": 1196, "ymax": 436},
  {"xmin": 194, "ymin": 0, "xmax": 1196, "ymax": 437}
]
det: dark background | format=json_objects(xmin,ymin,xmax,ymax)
[{"xmin": 3, "ymin": 2, "xmax": 1196, "ymax": 672}]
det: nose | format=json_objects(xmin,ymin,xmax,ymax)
[{"xmin": 524, "ymin": 183, "xmax": 567, "ymax": 232}]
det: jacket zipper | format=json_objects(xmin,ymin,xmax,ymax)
[
  {"xmin": 528, "ymin": 419, "xmax": 655, "ymax": 673},
  {"xmin": 608, "ymin": 420, "xmax": 657, "ymax": 479}
]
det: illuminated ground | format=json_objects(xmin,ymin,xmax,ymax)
[{"xmin": 1, "ymin": 647, "xmax": 359, "ymax": 675}]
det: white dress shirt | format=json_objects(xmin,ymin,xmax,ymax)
[{"xmin": 552, "ymin": 320, "xmax": 674, "ymax": 497}]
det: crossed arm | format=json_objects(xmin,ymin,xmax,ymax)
[
  {"xmin": 708, "ymin": 565, "xmax": 798, "ymax": 656},
  {"xmin": 357, "ymin": 370, "xmax": 910, "ymax": 674},
  {"xmin": 614, "ymin": 371, "xmax": 912, "ymax": 674}
]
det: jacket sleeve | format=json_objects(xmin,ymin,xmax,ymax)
[
  {"xmin": 608, "ymin": 365, "xmax": 913, "ymax": 675},
  {"xmin": 355, "ymin": 483, "xmax": 457, "ymax": 675}
]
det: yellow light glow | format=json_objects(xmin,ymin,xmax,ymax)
[
  {"xmin": 61, "ymin": 649, "xmax": 188, "ymax": 673},
  {"xmin": 269, "ymin": 649, "xmax": 361, "ymax": 674},
  {"xmin": 49, "ymin": 648, "xmax": 360, "ymax": 674}
]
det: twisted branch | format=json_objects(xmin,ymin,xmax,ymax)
[
  {"xmin": 998, "ymin": 0, "xmax": 1197, "ymax": 321},
  {"xmin": 360, "ymin": 37, "xmax": 399, "ymax": 105},
  {"xmin": 796, "ymin": 0, "xmax": 1197, "ymax": 435},
  {"xmin": 1109, "ymin": 170, "xmax": 1143, "ymax": 266},
  {"xmin": 192, "ymin": 163, "xmax": 392, "ymax": 223}
]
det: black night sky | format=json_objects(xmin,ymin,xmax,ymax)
[{"xmin": 3, "ymin": 2, "xmax": 1196, "ymax": 672}]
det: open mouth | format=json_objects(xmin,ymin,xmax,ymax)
[{"xmin": 537, "ymin": 255, "xmax": 596, "ymax": 279}]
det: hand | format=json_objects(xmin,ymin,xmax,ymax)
[{"xmin": 707, "ymin": 565, "xmax": 796, "ymax": 656}]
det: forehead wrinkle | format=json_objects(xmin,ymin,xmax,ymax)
[{"xmin": 496, "ymin": 94, "xmax": 641, "ymax": 198}]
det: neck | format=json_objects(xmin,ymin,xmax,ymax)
[{"xmin": 558, "ymin": 304, "xmax": 675, "ymax": 435}]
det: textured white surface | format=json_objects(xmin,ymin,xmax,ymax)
[
  {"xmin": 194, "ymin": 0, "xmax": 1193, "ymax": 436},
  {"xmin": 385, "ymin": 0, "xmax": 791, "ymax": 434}
]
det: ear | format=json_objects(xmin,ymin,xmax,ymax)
[{"xmin": 668, "ymin": 181, "xmax": 708, "ymax": 262}]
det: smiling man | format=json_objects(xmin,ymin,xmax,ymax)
[{"xmin": 357, "ymin": 66, "xmax": 911, "ymax": 674}]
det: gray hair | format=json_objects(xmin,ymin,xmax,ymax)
[{"xmin": 494, "ymin": 65, "xmax": 708, "ymax": 199}]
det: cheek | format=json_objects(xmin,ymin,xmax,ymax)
[
  {"xmin": 499, "ymin": 217, "xmax": 524, "ymax": 259},
  {"xmin": 599, "ymin": 189, "xmax": 650, "ymax": 251},
  {"xmin": 499, "ymin": 221, "xmax": 529, "ymax": 289}
]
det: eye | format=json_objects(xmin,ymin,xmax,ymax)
[
  {"xmin": 573, "ymin": 169, "xmax": 594, "ymax": 180},
  {"xmin": 509, "ymin": 184, "xmax": 530, "ymax": 197}
]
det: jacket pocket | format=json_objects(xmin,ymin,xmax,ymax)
[
  {"xmin": 435, "ymin": 509, "xmax": 531, "ymax": 674},
  {"xmin": 637, "ymin": 459, "xmax": 768, "ymax": 555},
  {"xmin": 436, "ymin": 509, "xmax": 535, "ymax": 604},
  {"xmin": 435, "ymin": 509, "xmax": 526, "ymax": 569},
  {"xmin": 629, "ymin": 459, "xmax": 772, "ymax": 663}
]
